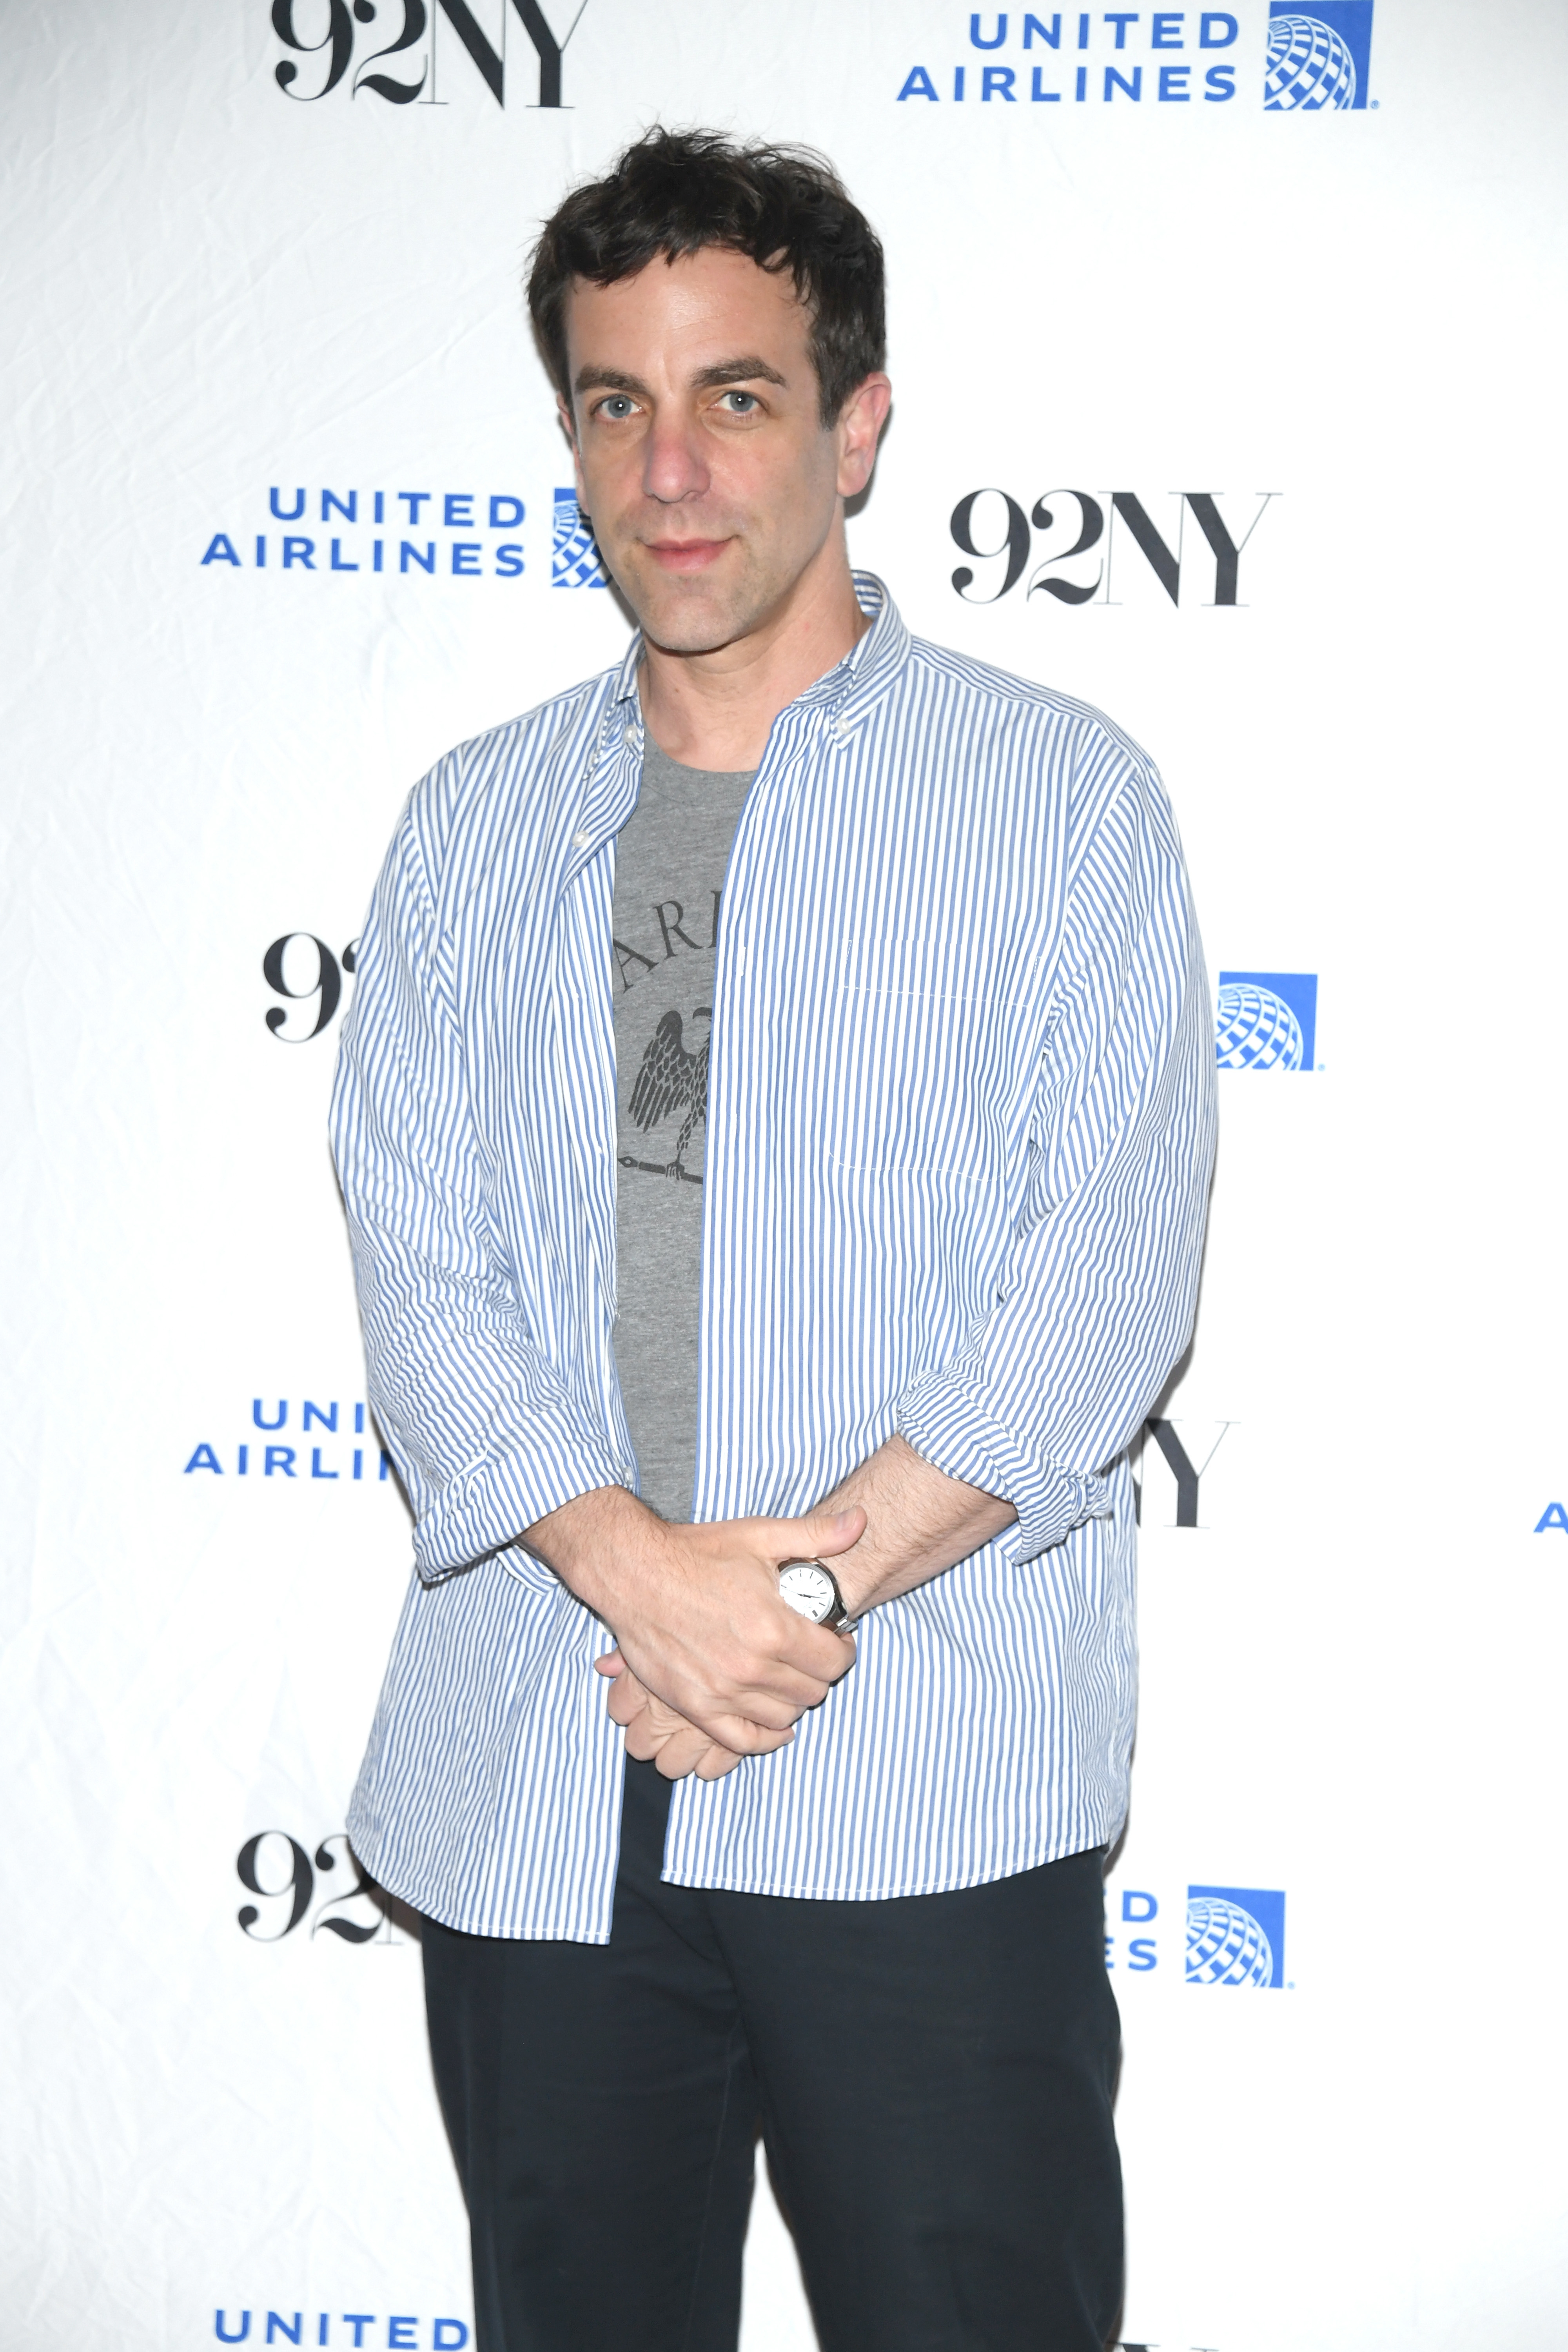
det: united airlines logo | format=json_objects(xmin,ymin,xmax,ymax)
[
  {"xmin": 1265, "ymin": 2, "xmax": 1374, "ymax": 111},
  {"xmin": 1215, "ymin": 971, "xmax": 1317, "ymax": 1071},
  {"xmin": 183, "ymin": 1397, "xmax": 394, "ymax": 1487},
  {"xmin": 215, "ymin": 2313, "xmax": 467, "ymax": 2347},
  {"xmin": 200, "ymin": 485, "xmax": 525, "ymax": 580},
  {"xmin": 1186, "ymin": 1885, "xmax": 1288, "ymax": 1987},
  {"xmin": 895, "ymin": 7, "xmax": 1376, "ymax": 113},
  {"xmin": 553, "ymin": 488, "xmax": 609, "ymax": 588},
  {"xmin": 1102, "ymin": 1880, "xmax": 1291, "ymax": 1989},
  {"xmin": 898, "ymin": 10, "xmax": 1243, "ymax": 108}
]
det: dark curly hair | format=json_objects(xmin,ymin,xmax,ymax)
[{"xmin": 527, "ymin": 127, "xmax": 886, "ymax": 427}]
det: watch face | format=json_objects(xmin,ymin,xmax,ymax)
[{"xmin": 778, "ymin": 1561, "xmax": 836, "ymax": 1623}]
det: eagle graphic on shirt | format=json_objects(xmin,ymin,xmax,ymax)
[{"xmin": 622, "ymin": 1006, "xmax": 710, "ymax": 1183}]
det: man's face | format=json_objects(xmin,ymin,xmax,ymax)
[{"xmin": 561, "ymin": 247, "xmax": 883, "ymax": 655}]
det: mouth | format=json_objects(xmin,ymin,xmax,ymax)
[{"xmin": 641, "ymin": 537, "xmax": 733, "ymax": 575}]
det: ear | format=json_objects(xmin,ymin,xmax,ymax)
[{"xmin": 834, "ymin": 374, "xmax": 893, "ymax": 502}]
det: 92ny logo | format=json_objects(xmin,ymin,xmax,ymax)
[
  {"xmin": 236, "ymin": 1830, "xmax": 410, "ymax": 1943},
  {"xmin": 270, "ymin": 0, "xmax": 586, "ymax": 107},
  {"xmin": 950, "ymin": 488, "xmax": 1275, "ymax": 606},
  {"xmin": 263, "ymin": 935, "xmax": 358, "ymax": 1042},
  {"xmin": 1133, "ymin": 1417, "xmax": 1234, "ymax": 1528}
]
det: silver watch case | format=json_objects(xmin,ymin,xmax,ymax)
[{"xmin": 777, "ymin": 1558, "xmax": 858, "ymax": 1634}]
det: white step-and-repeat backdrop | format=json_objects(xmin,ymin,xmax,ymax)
[{"xmin": 4, "ymin": 2, "xmax": 1566, "ymax": 2346}]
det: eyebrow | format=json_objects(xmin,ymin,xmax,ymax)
[
  {"xmin": 692, "ymin": 356, "xmax": 788, "ymax": 390},
  {"xmin": 572, "ymin": 356, "xmax": 789, "ymax": 397}
]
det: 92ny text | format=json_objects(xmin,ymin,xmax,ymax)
[
  {"xmin": 235, "ymin": 1829, "xmax": 409, "ymax": 1944},
  {"xmin": 270, "ymin": 0, "xmax": 585, "ymax": 109},
  {"xmin": 951, "ymin": 488, "xmax": 1275, "ymax": 606}
]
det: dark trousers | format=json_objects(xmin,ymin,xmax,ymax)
[{"xmin": 423, "ymin": 1757, "xmax": 1123, "ymax": 2352}]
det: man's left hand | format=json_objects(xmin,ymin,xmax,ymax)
[{"xmin": 596, "ymin": 1435, "xmax": 1015, "ymax": 1779}]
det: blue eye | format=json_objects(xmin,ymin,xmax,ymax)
[
  {"xmin": 601, "ymin": 395, "xmax": 634, "ymax": 419},
  {"xmin": 721, "ymin": 391, "xmax": 758, "ymax": 412}
]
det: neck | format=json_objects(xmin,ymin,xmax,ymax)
[{"xmin": 637, "ymin": 530, "xmax": 869, "ymax": 771}]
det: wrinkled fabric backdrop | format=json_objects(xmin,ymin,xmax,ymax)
[{"xmin": 4, "ymin": 3, "xmax": 1566, "ymax": 2347}]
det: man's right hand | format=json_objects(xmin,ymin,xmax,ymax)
[
  {"xmin": 522, "ymin": 1487, "xmax": 864, "ymax": 1756},
  {"xmin": 595, "ymin": 1664, "xmax": 744, "ymax": 1781}
]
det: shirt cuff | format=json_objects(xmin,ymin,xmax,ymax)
[
  {"xmin": 895, "ymin": 1377, "xmax": 1112, "ymax": 1563},
  {"xmin": 411, "ymin": 1416, "xmax": 632, "ymax": 1581}
]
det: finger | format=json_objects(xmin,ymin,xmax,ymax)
[
  {"xmin": 695, "ymin": 1744, "xmax": 743, "ymax": 1781},
  {"xmin": 777, "ymin": 1505, "xmax": 866, "ymax": 1563},
  {"xmin": 594, "ymin": 1649, "xmax": 627, "ymax": 1679},
  {"xmin": 616, "ymin": 1697, "xmax": 711, "ymax": 1758},
  {"xmin": 653, "ymin": 1726, "xmax": 714, "ymax": 1780},
  {"xmin": 609, "ymin": 1658, "xmax": 806, "ymax": 1740},
  {"xmin": 717, "ymin": 1666, "xmax": 841, "ymax": 1728},
  {"xmin": 606, "ymin": 1677, "xmax": 653, "ymax": 1730},
  {"xmin": 741, "ymin": 1621, "xmax": 859, "ymax": 1704},
  {"xmin": 762, "ymin": 1621, "xmax": 858, "ymax": 1696},
  {"xmin": 644, "ymin": 1643, "xmax": 846, "ymax": 1736},
  {"xmin": 708, "ymin": 1715, "xmax": 795, "ymax": 1757},
  {"xmin": 716, "ymin": 1678, "xmax": 818, "ymax": 1731},
  {"xmin": 623, "ymin": 1710, "xmax": 667, "ymax": 1761},
  {"xmin": 604, "ymin": 1671, "xmax": 647, "ymax": 1724}
]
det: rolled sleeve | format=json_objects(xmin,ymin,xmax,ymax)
[
  {"xmin": 332, "ymin": 776, "xmax": 625, "ymax": 1582},
  {"xmin": 896, "ymin": 755, "xmax": 1216, "ymax": 1563}
]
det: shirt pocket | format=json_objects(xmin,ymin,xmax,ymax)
[{"xmin": 820, "ymin": 936, "xmax": 1027, "ymax": 1181}]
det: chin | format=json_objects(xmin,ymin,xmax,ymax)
[
  {"xmin": 595, "ymin": 532, "xmax": 772, "ymax": 652},
  {"xmin": 626, "ymin": 572, "xmax": 762, "ymax": 657},
  {"xmin": 641, "ymin": 610, "xmax": 748, "ymax": 656}
]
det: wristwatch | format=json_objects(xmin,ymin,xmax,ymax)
[{"xmin": 777, "ymin": 1559, "xmax": 858, "ymax": 1634}]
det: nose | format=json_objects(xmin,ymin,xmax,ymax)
[{"xmin": 641, "ymin": 407, "xmax": 711, "ymax": 507}]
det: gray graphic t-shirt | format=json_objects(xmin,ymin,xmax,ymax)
[{"xmin": 611, "ymin": 735, "xmax": 754, "ymax": 1521}]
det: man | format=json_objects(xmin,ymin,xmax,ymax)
[{"xmin": 333, "ymin": 127, "xmax": 1216, "ymax": 2352}]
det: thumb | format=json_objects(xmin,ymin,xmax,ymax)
[
  {"xmin": 594, "ymin": 1648, "xmax": 627, "ymax": 1679},
  {"xmin": 795, "ymin": 1506, "xmax": 866, "ymax": 1561}
]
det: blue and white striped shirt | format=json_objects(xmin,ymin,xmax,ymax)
[{"xmin": 332, "ymin": 575, "xmax": 1216, "ymax": 1941}]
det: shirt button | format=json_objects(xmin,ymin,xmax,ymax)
[{"xmin": 572, "ymin": 830, "xmax": 590, "ymax": 849}]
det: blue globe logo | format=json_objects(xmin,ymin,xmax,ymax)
[
  {"xmin": 1264, "ymin": 14, "xmax": 1357, "ymax": 110},
  {"xmin": 1186, "ymin": 1896, "xmax": 1275, "ymax": 1987},
  {"xmin": 552, "ymin": 487, "xmax": 608, "ymax": 588},
  {"xmin": 1214, "ymin": 982, "xmax": 1304, "ymax": 1070}
]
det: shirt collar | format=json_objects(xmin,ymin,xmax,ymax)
[{"xmin": 608, "ymin": 569, "xmax": 911, "ymax": 732}]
